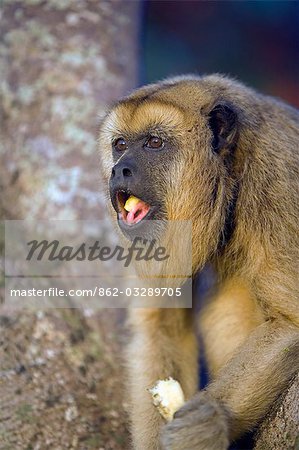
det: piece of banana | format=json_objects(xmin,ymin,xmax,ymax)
[
  {"xmin": 148, "ymin": 377, "xmax": 185, "ymax": 422},
  {"xmin": 124, "ymin": 195, "xmax": 140, "ymax": 212}
]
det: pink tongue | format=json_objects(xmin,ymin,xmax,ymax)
[{"xmin": 126, "ymin": 200, "xmax": 150, "ymax": 224}]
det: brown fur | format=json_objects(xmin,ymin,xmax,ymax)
[{"xmin": 99, "ymin": 75, "xmax": 299, "ymax": 449}]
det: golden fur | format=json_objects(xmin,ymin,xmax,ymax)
[{"xmin": 99, "ymin": 75, "xmax": 299, "ymax": 449}]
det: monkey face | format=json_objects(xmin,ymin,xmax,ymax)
[
  {"xmin": 99, "ymin": 77, "xmax": 238, "ymax": 255},
  {"xmin": 108, "ymin": 133, "xmax": 178, "ymax": 238},
  {"xmin": 100, "ymin": 98, "xmax": 188, "ymax": 239}
]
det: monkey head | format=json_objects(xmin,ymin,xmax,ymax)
[{"xmin": 99, "ymin": 76, "xmax": 240, "ymax": 270}]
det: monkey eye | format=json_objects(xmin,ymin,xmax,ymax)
[
  {"xmin": 114, "ymin": 137, "xmax": 127, "ymax": 151},
  {"xmin": 145, "ymin": 136, "xmax": 164, "ymax": 149}
]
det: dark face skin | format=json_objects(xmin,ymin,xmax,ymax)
[{"xmin": 109, "ymin": 131, "xmax": 178, "ymax": 240}]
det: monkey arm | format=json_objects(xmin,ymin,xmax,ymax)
[
  {"xmin": 199, "ymin": 278, "xmax": 264, "ymax": 378},
  {"xmin": 161, "ymin": 318, "xmax": 299, "ymax": 450},
  {"xmin": 127, "ymin": 308, "xmax": 198, "ymax": 450}
]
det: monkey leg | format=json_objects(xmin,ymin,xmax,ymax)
[
  {"xmin": 161, "ymin": 318, "xmax": 299, "ymax": 450},
  {"xmin": 127, "ymin": 308, "xmax": 198, "ymax": 450},
  {"xmin": 199, "ymin": 278, "xmax": 264, "ymax": 378}
]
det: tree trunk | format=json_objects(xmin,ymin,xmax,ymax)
[
  {"xmin": 254, "ymin": 374, "xmax": 299, "ymax": 450},
  {"xmin": 0, "ymin": 1, "xmax": 140, "ymax": 448}
]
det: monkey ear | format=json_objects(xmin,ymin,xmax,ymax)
[{"xmin": 208, "ymin": 103, "xmax": 238, "ymax": 154}]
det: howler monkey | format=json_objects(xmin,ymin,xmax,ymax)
[{"xmin": 99, "ymin": 75, "xmax": 299, "ymax": 450}]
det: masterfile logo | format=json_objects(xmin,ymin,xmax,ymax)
[{"xmin": 3, "ymin": 220, "xmax": 192, "ymax": 310}]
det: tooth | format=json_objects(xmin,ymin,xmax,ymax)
[{"xmin": 124, "ymin": 195, "xmax": 140, "ymax": 212}]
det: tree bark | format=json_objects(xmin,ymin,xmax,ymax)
[
  {"xmin": 254, "ymin": 374, "xmax": 299, "ymax": 450},
  {"xmin": 0, "ymin": 1, "xmax": 140, "ymax": 448}
]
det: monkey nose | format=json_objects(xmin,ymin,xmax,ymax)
[
  {"xmin": 111, "ymin": 166, "xmax": 132, "ymax": 179},
  {"xmin": 111, "ymin": 159, "xmax": 136, "ymax": 183}
]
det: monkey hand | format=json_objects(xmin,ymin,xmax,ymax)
[{"xmin": 160, "ymin": 391, "xmax": 229, "ymax": 450}]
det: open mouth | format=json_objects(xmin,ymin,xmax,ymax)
[{"xmin": 116, "ymin": 190, "xmax": 151, "ymax": 226}]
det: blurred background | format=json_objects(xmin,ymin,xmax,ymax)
[
  {"xmin": 0, "ymin": 1, "xmax": 298, "ymax": 449},
  {"xmin": 144, "ymin": 0, "xmax": 299, "ymax": 106}
]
